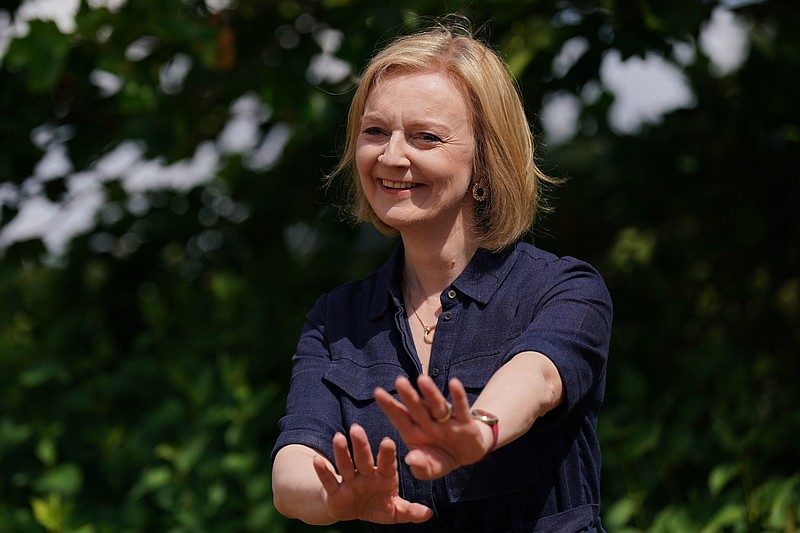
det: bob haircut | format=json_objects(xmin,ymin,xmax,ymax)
[{"xmin": 329, "ymin": 19, "xmax": 554, "ymax": 251}]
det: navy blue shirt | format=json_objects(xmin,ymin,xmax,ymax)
[{"xmin": 272, "ymin": 240, "xmax": 613, "ymax": 532}]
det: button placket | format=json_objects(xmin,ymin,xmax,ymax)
[
  {"xmin": 392, "ymin": 292, "xmax": 423, "ymax": 377},
  {"xmin": 428, "ymin": 288, "xmax": 459, "ymax": 384}
]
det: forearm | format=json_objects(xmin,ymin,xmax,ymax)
[
  {"xmin": 470, "ymin": 351, "xmax": 564, "ymax": 451},
  {"xmin": 272, "ymin": 444, "xmax": 335, "ymax": 525}
]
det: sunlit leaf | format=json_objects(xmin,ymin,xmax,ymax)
[
  {"xmin": 708, "ymin": 463, "xmax": 740, "ymax": 497},
  {"xmin": 33, "ymin": 463, "xmax": 83, "ymax": 497}
]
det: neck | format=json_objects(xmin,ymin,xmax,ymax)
[{"xmin": 401, "ymin": 230, "xmax": 478, "ymax": 297}]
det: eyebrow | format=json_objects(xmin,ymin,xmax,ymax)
[{"xmin": 359, "ymin": 112, "xmax": 453, "ymax": 132}]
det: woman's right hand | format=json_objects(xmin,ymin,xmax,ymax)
[{"xmin": 312, "ymin": 424, "xmax": 433, "ymax": 524}]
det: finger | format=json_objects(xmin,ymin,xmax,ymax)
[
  {"xmin": 332, "ymin": 432, "xmax": 356, "ymax": 482},
  {"xmin": 374, "ymin": 386, "xmax": 409, "ymax": 417},
  {"xmin": 395, "ymin": 376, "xmax": 433, "ymax": 423},
  {"xmin": 375, "ymin": 386, "xmax": 417, "ymax": 434},
  {"xmin": 404, "ymin": 445, "xmax": 452, "ymax": 480},
  {"xmin": 375, "ymin": 437, "xmax": 398, "ymax": 476},
  {"xmin": 448, "ymin": 378, "xmax": 471, "ymax": 420},
  {"xmin": 417, "ymin": 375, "xmax": 451, "ymax": 420},
  {"xmin": 312, "ymin": 454, "xmax": 341, "ymax": 495},
  {"xmin": 348, "ymin": 424, "xmax": 375, "ymax": 477},
  {"xmin": 396, "ymin": 500, "xmax": 434, "ymax": 523}
]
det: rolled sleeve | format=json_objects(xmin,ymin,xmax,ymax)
[
  {"xmin": 504, "ymin": 258, "xmax": 613, "ymax": 426},
  {"xmin": 270, "ymin": 295, "xmax": 342, "ymax": 463}
]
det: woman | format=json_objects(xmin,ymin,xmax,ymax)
[{"xmin": 271, "ymin": 19, "xmax": 612, "ymax": 532}]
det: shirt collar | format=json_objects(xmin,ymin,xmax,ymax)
[
  {"xmin": 369, "ymin": 241, "xmax": 520, "ymax": 319},
  {"xmin": 369, "ymin": 245, "xmax": 404, "ymax": 320},
  {"xmin": 450, "ymin": 243, "xmax": 517, "ymax": 305}
]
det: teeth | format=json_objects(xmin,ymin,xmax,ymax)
[{"xmin": 381, "ymin": 179, "xmax": 416, "ymax": 189}]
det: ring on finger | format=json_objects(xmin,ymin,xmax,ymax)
[{"xmin": 435, "ymin": 401, "xmax": 453, "ymax": 424}]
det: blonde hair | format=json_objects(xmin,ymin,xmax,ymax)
[{"xmin": 329, "ymin": 19, "xmax": 554, "ymax": 251}]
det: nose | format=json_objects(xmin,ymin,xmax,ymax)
[{"xmin": 377, "ymin": 132, "xmax": 410, "ymax": 166}]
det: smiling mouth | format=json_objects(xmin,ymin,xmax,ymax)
[{"xmin": 380, "ymin": 179, "xmax": 418, "ymax": 190}]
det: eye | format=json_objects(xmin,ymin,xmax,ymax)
[
  {"xmin": 417, "ymin": 132, "xmax": 442, "ymax": 144},
  {"xmin": 362, "ymin": 127, "xmax": 386, "ymax": 137}
]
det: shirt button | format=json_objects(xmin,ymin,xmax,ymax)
[
  {"xmin": 431, "ymin": 368, "xmax": 440, "ymax": 377},
  {"xmin": 447, "ymin": 289, "xmax": 457, "ymax": 299},
  {"xmin": 443, "ymin": 312, "xmax": 452, "ymax": 320}
]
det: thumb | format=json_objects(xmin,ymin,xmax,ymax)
[
  {"xmin": 396, "ymin": 500, "xmax": 434, "ymax": 523},
  {"xmin": 404, "ymin": 449, "xmax": 446, "ymax": 480}
]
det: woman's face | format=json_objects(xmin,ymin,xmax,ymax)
[{"xmin": 355, "ymin": 71, "xmax": 476, "ymax": 238}]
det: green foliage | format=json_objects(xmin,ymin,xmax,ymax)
[{"xmin": 1, "ymin": 0, "xmax": 798, "ymax": 531}]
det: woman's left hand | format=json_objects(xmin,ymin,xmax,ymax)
[{"xmin": 374, "ymin": 376, "xmax": 491, "ymax": 480}]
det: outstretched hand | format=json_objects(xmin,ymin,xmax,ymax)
[
  {"xmin": 312, "ymin": 424, "xmax": 433, "ymax": 524},
  {"xmin": 375, "ymin": 376, "xmax": 490, "ymax": 480}
]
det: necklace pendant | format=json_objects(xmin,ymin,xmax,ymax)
[{"xmin": 423, "ymin": 326, "xmax": 435, "ymax": 344}]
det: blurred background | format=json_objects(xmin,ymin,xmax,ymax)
[{"xmin": 1, "ymin": 0, "xmax": 798, "ymax": 531}]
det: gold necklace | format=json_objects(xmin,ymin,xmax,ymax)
[
  {"xmin": 404, "ymin": 280, "xmax": 437, "ymax": 344},
  {"xmin": 412, "ymin": 307, "xmax": 437, "ymax": 344}
]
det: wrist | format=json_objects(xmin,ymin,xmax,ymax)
[
  {"xmin": 475, "ymin": 421, "xmax": 494, "ymax": 455},
  {"xmin": 470, "ymin": 409, "xmax": 499, "ymax": 460}
]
